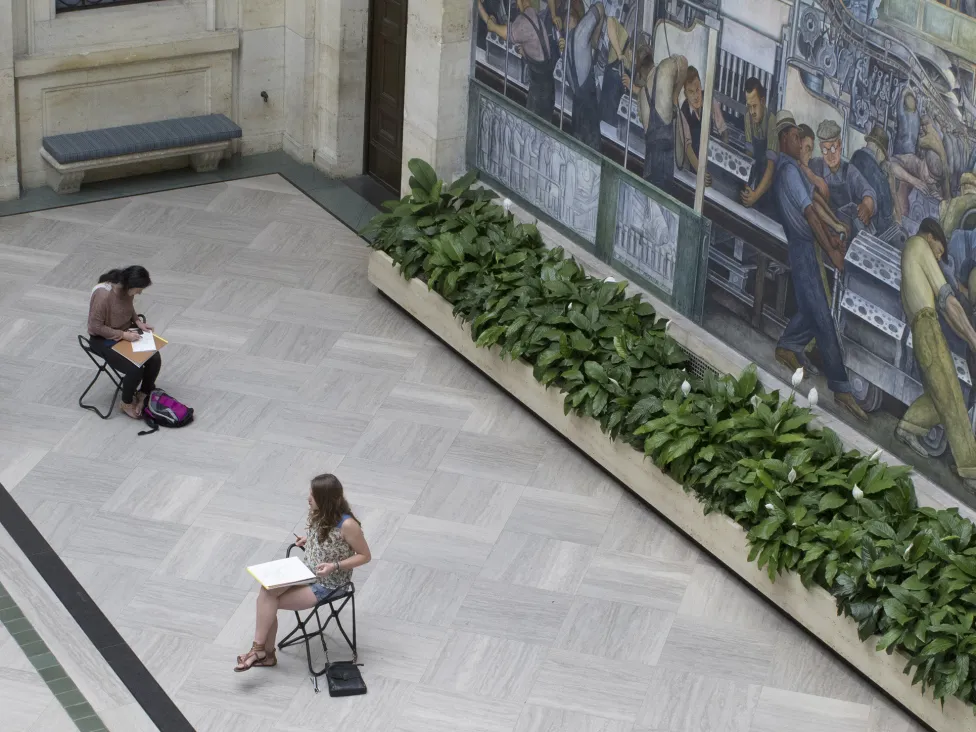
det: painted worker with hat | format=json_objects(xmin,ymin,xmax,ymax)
[
  {"xmin": 771, "ymin": 111, "xmax": 868, "ymax": 421},
  {"xmin": 740, "ymin": 77, "xmax": 778, "ymax": 215},
  {"xmin": 897, "ymin": 217, "xmax": 976, "ymax": 490},
  {"xmin": 809, "ymin": 119, "xmax": 877, "ymax": 230},
  {"xmin": 940, "ymin": 172, "xmax": 976, "ymax": 239},
  {"xmin": 851, "ymin": 125, "xmax": 897, "ymax": 235}
]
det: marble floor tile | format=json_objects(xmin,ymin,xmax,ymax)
[
  {"xmin": 2, "ymin": 286, "xmax": 91, "ymax": 327},
  {"xmin": 395, "ymin": 686, "xmax": 524, "ymax": 732},
  {"xmin": 749, "ymin": 687, "xmax": 872, "ymax": 732},
  {"xmin": 453, "ymin": 579, "xmax": 574, "ymax": 645},
  {"xmin": 193, "ymin": 490, "xmax": 309, "ymax": 541},
  {"xmin": 578, "ymin": 551, "xmax": 695, "ymax": 611},
  {"xmin": 189, "ymin": 277, "xmax": 282, "ymax": 318},
  {"xmin": 0, "ymin": 244, "xmax": 64, "ymax": 278},
  {"xmin": 204, "ymin": 354, "xmax": 317, "ymax": 401},
  {"xmin": 351, "ymin": 612, "xmax": 449, "ymax": 683},
  {"xmin": 678, "ymin": 558, "xmax": 791, "ymax": 632},
  {"xmin": 148, "ymin": 342, "xmax": 226, "ymax": 390},
  {"xmin": 0, "ymin": 443, "xmax": 47, "ymax": 491},
  {"xmin": 104, "ymin": 199, "xmax": 198, "ymax": 236},
  {"xmin": 227, "ymin": 174, "xmax": 303, "ymax": 194},
  {"xmin": 323, "ymin": 333, "xmax": 422, "ymax": 374},
  {"xmin": 241, "ymin": 321, "xmax": 342, "ymax": 365},
  {"xmin": 224, "ymin": 249, "xmax": 323, "ymax": 288},
  {"xmin": 383, "ymin": 515, "xmax": 498, "ymax": 574},
  {"xmin": 96, "ymin": 702, "xmax": 159, "ymax": 732},
  {"xmin": 117, "ymin": 576, "xmax": 248, "ymax": 641},
  {"xmin": 0, "ymin": 354, "xmax": 34, "ymax": 398},
  {"xmin": 20, "ymin": 698, "xmax": 77, "ymax": 732},
  {"xmin": 334, "ymin": 456, "xmax": 433, "ymax": 512},
  {"xmin": 515, "ymin": 706, "xmax": 636, "ymax": 732},
  {"xmin": 144, "ymin": 430, "xmax": 258, "ymax": 479},
  {"xmin": 348, "ymin": 418, "xmax": 458, "ymax": 471},
  {"xmin": 656, "ymin": 616, "xmax": 776, "ymax": 685},
  {"xmin": 259, "ymin": 403, "xmax": 371, "ymax": 452},
  {"xmin": 504, "ymin": 487, "xmax": 619, "ymax": 545},
  {"xmin": 121, "ymin": 627, "xmax": 206, "ymax": 695},
  {"xmin": 280, "ymin": 673, "xmax": 416, "ymax": 732},
  {"xmin": 555, "ymin": 596, "xmax": 674, "ymax": 665},
  {"xmin": 225, "ymin": 442, "xmax": 343, "ymax": 504},
  {"xmin": 355, "ymin": 560, "xmax": 474, "ymax": 627},
  {"xmin": 263, "ymin": 287, "xmax": 366, "ymax": 331},
  {"xmin": 305, "ymin": 251, "xmax": 373, "ymax": 298},
  {"xmin": 439, "ymin": 432, "xmax": 546, "ymax": 485},
  {"xmin": 527, "ymin": 648, "xmax": 658, "ymax": 722},
  {"xmin": 302, "ymin": 363, "xmax": 401, "ymax": 414},
  {"xmin": 599, "ymin": 492, "xmax": 702, "ymax": 562},
  {"xmin": 175, "ymin": 208, "xmax": 269, "ymax": 246},
  {"xmin": 143, "ymin": 181, "xmax": 229, "ymax": 209},
  {"xmin": 11, "ymin": 499, "xmax": 97, "ymax": 553},
  {"xmin": 527, "ymin": 442, "xmax": 623, "ymax": 501},
  {"xmin": 764, "ymin": 626, "xmax": 879, "ymax": 706},
  {"xmin": 422, "ymin": 630, "xmax": 548, "ymax": 702},
  {"xmin": 205, "ymin": 185, "xmax": 299, "ymax": 220},
  {"xmin": 634, "ymin": 669, "xmax": 761, "ymax": 732},
  {"xmin": 61, "ymin": 511, "xmax": 188, "ymax": 572},
  {"xmin": 480, "ymin": 532, "xmax": 596, "ymax": 594},
  {"xmin": 347, "ymin": 504, "xmax": 406, "ymax": 562},
  {"xmin": 17, "ymin": 360, "xmax": 105, "ymax": 410},
  {"xmin": 376, "ymin": 382, "xmax": 483, "ymax": 428},
  {"xmin": 133, "ymin": 268, "xmax": 212, "ymax": 309},
  {"xmin": 1, "ymin": 214, "xmax": 98, "ymax": 252},
  {"xmin": 10, "ymin": 453, "xmax": 132, "ymax": 508},
  {"xmin": 410, "ymin": 472, "xmax": 524, "ymax": 531},
  {"xmin": 62, "ymin": 557, "xmax": 145, "ymax": 623},
  {"xmin": 178, "ymin": 702, "xmax": 273, "ymax": 732},
  {"xmin": 174, "ymin": 640, "xmax": 305, "ymax": 720},
  {"xmin": 163, "ymin": 238, "xmax": 244, "ymax": 277},
  {"xmin": 154, "ymin": 526, "xmax": 284, "ymax": 590},
  {"xmin": 350, "ymin": 291, "xmax": 438, "ymax": 342},
  {"xmin": 161, "ymin": 308, "xmax": 262, "ymax": 352},
  {"xmin": 173, "ymin": 388, "xmax": 276, "ymax": 440},
  {"xmin": 248, "ymin": 219, "xmax": 349, "ymax": 259},
  {"xmin": 865, "ymin": 699, "xmax": 929, "ymax": 732},
  {"xmin": 0, "ymin": 666, "xmax": 56, "ymax": 732},
  {"xmin": 404, "ymin": 342, "xmax": 500, "ymax": 394}
]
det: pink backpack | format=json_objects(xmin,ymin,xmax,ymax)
[{"xmin": 138, "ymin": 389, "xmax": 194, "ymax": 435}]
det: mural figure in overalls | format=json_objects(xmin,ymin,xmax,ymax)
[
  {"xmin": 851, "ymin": 125, "xmax": 897, "ymax": 235},
  {"xmin": 771, "ymin": 113, "xmax": 868, "ymax": 422},
  {"xmin": 897, "ymin": 218, "xmax": 976, "ymax": 491},
  {"xmin": 740, "ymin": 77, "xmax": 779, "ymax": 216},
  {"xmin": 809, "ymin": 119, "xmax": 876, "ymax": 232},
  {"xmin": 599, "ymin": 5, "xmax": 638, "ymax": 126},
  {"xmin": 639, "ymin": 54, "xmax": 687, "ymax": 194},
  {"xmin": 566, "ymin": 1, "xmax": 606, "ymax": 151},
  {"xmin": 679, "ymin": 65, "xmax": 728, "ymax": 187},
  {"xmin": 478, "ymin": 0, "xmax": 557, "ymax": 120}
]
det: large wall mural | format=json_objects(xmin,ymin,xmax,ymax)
[{"xmin": 471, "ymin": 0, "xmax": 976, "ymax": 501}]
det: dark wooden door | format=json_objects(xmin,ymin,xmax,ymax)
[{"xmin": 366, "ymin": 0, "xmax": 408, "ymax": 190}]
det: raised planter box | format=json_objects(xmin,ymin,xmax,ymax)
[{"xmin": 368, "ymin": 249, "xmax": 974, "ymax": 732}]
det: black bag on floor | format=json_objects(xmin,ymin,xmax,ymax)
[{"xmin": 325, "ymin": 661, "xmax": 367, "ymax": 697}]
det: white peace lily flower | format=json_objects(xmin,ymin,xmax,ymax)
[
  {"xmin": 750, "ymin": 395, "xmax": 761, "ymax": 408},
  {"xmin": 765, "ymin": 503, "xmax": 775, "ymax": 511},
  {"xmin": 870, "ymin": 448, "xmax": 883, "ymax": 461},
  {"xmin": 608, "ymin": 378, "xmax": 619, "ymax": 386},
  {"xmin": 604, "ymin": 276, "xmax": 617, "ymax": 283},
  {"xmin": 681, "ymin": 380, "xmax": 691, "ymax": 397},
  {"xmin": 788, "ymin": 468, "xmax": 797, "ymax": 483},
  {"xmin": 502, "ymin": 198, "xmax": 513, "ymax": 211},
  {"xmin": 852, "ymin": 485, "xmax": 864, "ymax": 500},
  {"xmin": 807, "ymin": 387, "xmax": 818, "ymax": 407},
  {"xmin": 663, "ymin": 319, "xmax": 671, "ymax": 333},
  {"xmin": 904, "ymin": 542, "xmax": 913, "ymax": 558},
  {"xmin": 792, "ymin": 367, "xmax": 804, "ymax": 388}
]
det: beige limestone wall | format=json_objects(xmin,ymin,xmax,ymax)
[
  {"xmin": 400, "ymin": 0, "xmax": 471, "ymax": 192},
  {"xmin": 313, "ymin": 0, "xmax": 369, "ymax": 177},
  {"xmin": 284, "ymin": 0, "xmax": 316, "ymax": 162},
  {"xmin": 0, "ymin": 0, "xmax": 16, "ymax": 201},
  {"xmin": 238, "ymin": 0, "xmax": 286, "ymax": 154}
]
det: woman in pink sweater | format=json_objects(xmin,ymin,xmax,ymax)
[{"xmin": 87, "ymin": 266, "xmax": 161, "ymax": 419}]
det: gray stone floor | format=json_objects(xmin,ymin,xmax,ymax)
[{"xmin": 0, "ymin": 175, "xmax": 925, "ymax": 732}]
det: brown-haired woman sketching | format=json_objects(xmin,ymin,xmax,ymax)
[{"xmin": 234, "ymin": 474, "xmax": 371, "ymax": 672}]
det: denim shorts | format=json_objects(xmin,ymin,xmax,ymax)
[{"xmin": 311, "ymin": 583, "xmax": 342, "ymax": 602}]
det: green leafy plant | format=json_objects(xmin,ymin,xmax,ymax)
[{"xmin": 363, "ymin": 159, "xmax": 976, "ymax": 712}]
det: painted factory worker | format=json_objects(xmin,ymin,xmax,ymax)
[
  {"xmin": 639, "ymin": 54, "xmax": 688, "ymax": 193},
  {"xmin": 566, "ymin": 1, "xmax": 606, "ymax": 150},
  {"xmin": 941, "ymin": 171, "xmax": 976, "ymax": 240},
  {"xmin": 740, "ymin": 77, "xmax": 778, "ymax": 213},
  {"xmin": 851, "ymin": 124, "xmax": 897, "ymax": 235},
  {"xmin": 809, "ymin": 119, "xmax": 876, "ymax": 229},
  {"xmin": 599, "ymin": 5, "xmax": 637, "ymax": 126},
  {"xmin": 679, "ymin": 65, "xmax": 728, "ymax": 187},
  {"xmin": 896, "ymin": 218, "xmax": 976, "ymax": 490},
  {"xmin": 770, "ymin": 115, "xmax": 868, "ymax": 422},
  {"xmin": 479, "ymin": 0, "xmax": 556, "ymax": 120}
]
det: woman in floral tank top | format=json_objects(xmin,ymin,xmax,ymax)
[{"xmin": 235, "ymin": 474, "xmax": 371, "ymax": 672}]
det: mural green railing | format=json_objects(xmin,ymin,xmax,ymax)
[
  {"xmin": 466, "ymin": 80, "xmax": 712, "ymax": 322},
  {"xmin": 882, "ymin": 0, "xmax": 976, "ymax": 63}
]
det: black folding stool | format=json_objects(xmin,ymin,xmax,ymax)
[
  {"xmin": 276, "ymin": 543, "xmax": 358, "ymax": 692},
  {"xmin": 77, "ymin": 334, "xmax": 126, "ymax": 419}
]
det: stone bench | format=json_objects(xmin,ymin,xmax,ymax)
[{"xmin": 40, "ymin": 114, "xmax": 243, "ymax": 194}]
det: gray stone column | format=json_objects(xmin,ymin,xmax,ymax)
[
  {"xmin": 313, "ymin": 0, "xmax": 368, "ymax": 176},
  {"xmin": 0, "ymin": 0, "xmax": 19, "ymax": 200},
  {"xmin": 285, "ymin": 0, "xmax": 316, "ymax": 162},
  {"xmin": 400, "ymin": 0, "xmax": 471, "ymax": 191}
]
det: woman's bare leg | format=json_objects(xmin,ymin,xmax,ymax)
[{"xmin": 255, "ymin": 585, "xmax": 319, "ymax": 646}]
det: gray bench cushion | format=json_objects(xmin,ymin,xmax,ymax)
[{"xmin": 42, "ymin": 114, "xmax": 242, "ymax": 165}]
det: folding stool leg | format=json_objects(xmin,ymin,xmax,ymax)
[{"xmin": 78, "ymin": 364, "xmax": 122, "ymax": 419}]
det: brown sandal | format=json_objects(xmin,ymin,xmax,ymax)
[{"xmin": 234, "ymin": 643, "xmax": 276, "ymax": 672}]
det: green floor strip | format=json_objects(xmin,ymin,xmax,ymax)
[{"xmin": 0, "ymin": 580, "xmax": 108, "ymax": 732}]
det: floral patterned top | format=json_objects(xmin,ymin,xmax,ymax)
[{"xmin": 303, "ymin": 513, "xmax": 355, "ymax": 590}]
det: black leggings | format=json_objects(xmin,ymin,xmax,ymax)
[{"xmin": 88, "ymin": 336, "xmax": 161, "ymax": 403}]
